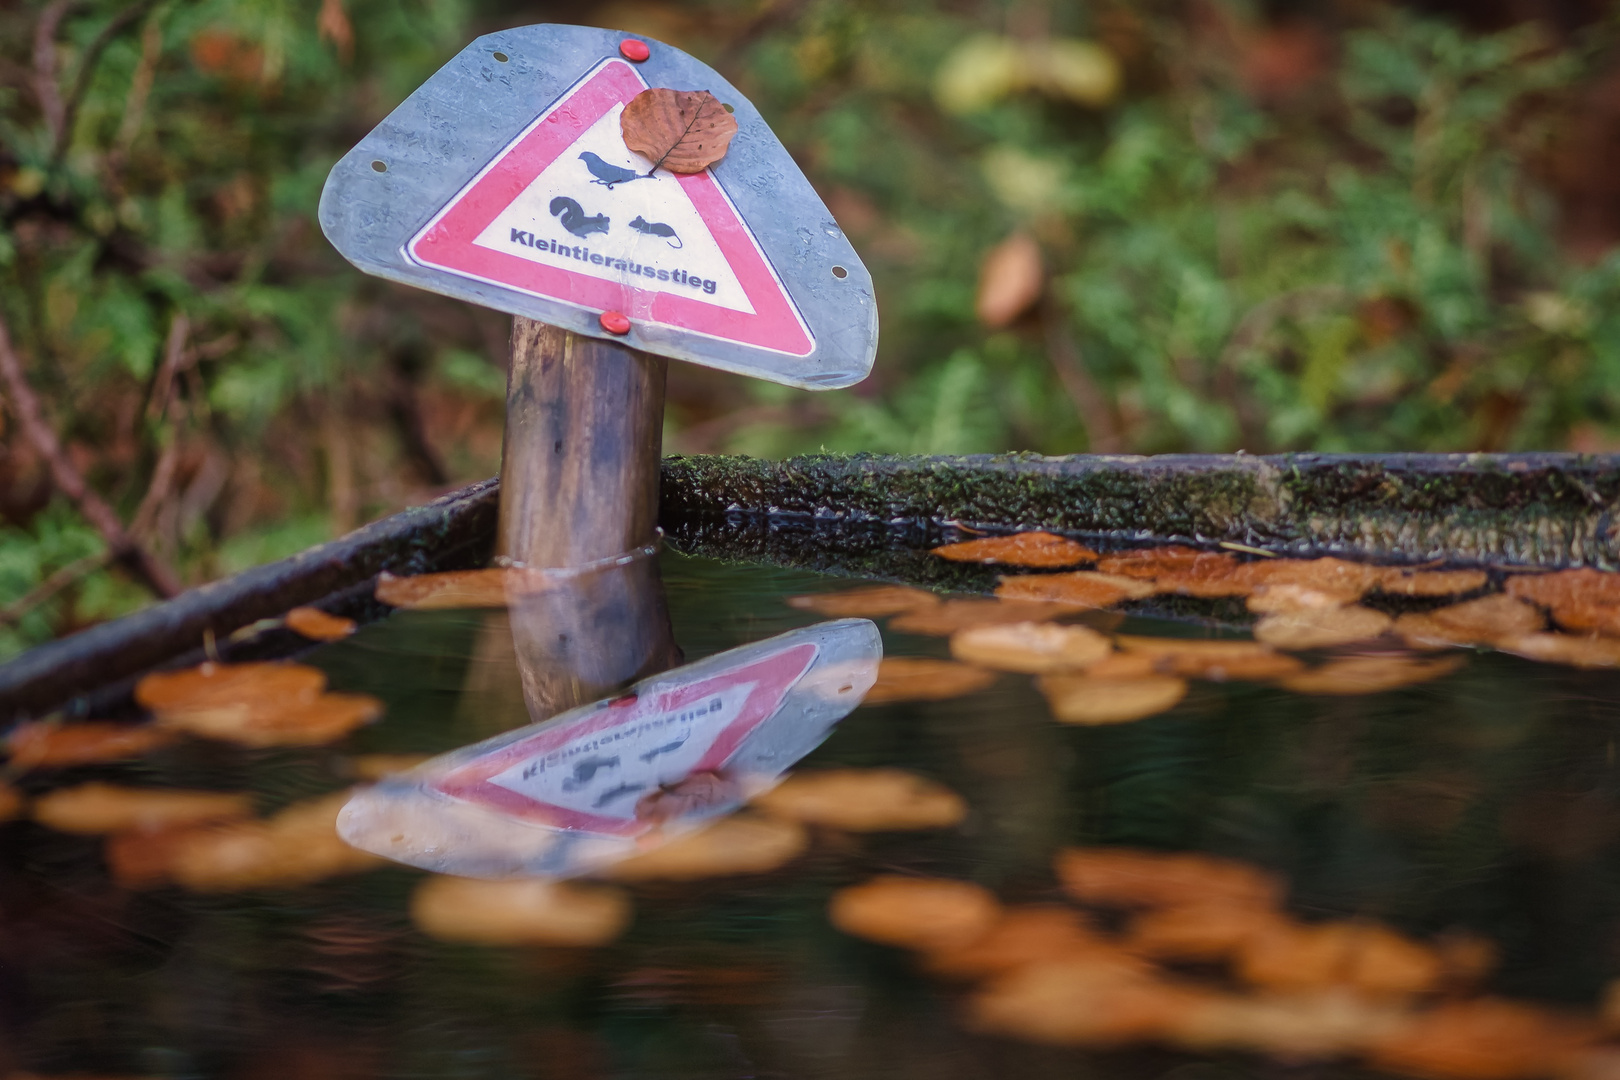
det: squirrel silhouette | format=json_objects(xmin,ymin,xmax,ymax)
[
  {"xmin": 629, "ymin": 215, "xmax": 682, "ymax": 248},
  {"xmin": 549, "ymin": 196, "xmax": 610, "ymax": 238}
]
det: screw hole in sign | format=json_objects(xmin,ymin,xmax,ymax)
[
  {"xmin": 619, "ymin": 39, "xmax": 650, "ymax": 62},
  {"xmin": 831, "ymin": 265, "xmax": 848, "ymax": 279},
  {"xmin": 370, "ymin": 160, "xmax": 388, "ymax": 173},
  {"xmin": 492, "ymin": 51, "xmax": 509, "ymax": 62}
]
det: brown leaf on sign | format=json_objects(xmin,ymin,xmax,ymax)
[
  {"xmin": 975, "ymin": 232, "xmax": 1044, "ymax": 328},
  {"xmin": 787, "ymin": 584, "xmax": 940, "ymax": 617},
  {"xmin": 950, "ymin": 621, "xmax": 1112, "ymax": 673},
  {"xmin": 1037, "ymin": 673, "xmax": 1188, "ymax": 725},
  {"xmin": 752, "ymin": 768, "xmax": 967, "ymax": 831},
  {"xmin": 863, "ymin": 657, "xmax": 997, "ymax": 703},
  {"xmin": 6, "ymin": 720, "xmax": 175, "ymax": 771},
  {"xmin": 995, "ymin": 571, "xmax": 1156, "ymax": 608},
  {"xmin": 1280, "ymin": 654, "xmax": 1465, "ymax": 695},
  {"xmin": 285, "ymin": 606, "xmax": 357, "ymax": 641},
  {"xmin": 889, "ymin": 597, "xmax": 1082, "ymax": 635},
  {"xmin": 829, "ymin": 875, "xmax": 1001, "ymax": 951},
  {"xmin": 620, "ymin": 88, "xmax": 738, "ymax": 174},
  {"xmin": 933, "ymin": 531, "xmax": 1097, "ymax": 568}
]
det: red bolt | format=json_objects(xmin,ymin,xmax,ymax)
[
  {"xmin": 600, "ymin": 310, "xmax": 631, "ymax": 334},
  {"xmin": 619, "ymin": 39, "xmax": 650, "ymax": 62}
]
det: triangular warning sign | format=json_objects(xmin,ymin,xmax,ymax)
[
  {"xmin": 429, "ymin": 641, "xmax": 818, "ymax": 835},
  {"xmin": 407, "ymin": 59, "xmax": 813, "ymax": 357}
]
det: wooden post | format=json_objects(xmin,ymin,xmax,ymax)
[
  {"xmin": 498, "ymin": 318, "xmax": 667, "ymax": 567},
  {"xmin": 495, "ymin": 316, "xmax": 679, "ymax": 723}
]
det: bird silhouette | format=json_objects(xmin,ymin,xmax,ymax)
[
  {"xmin": 579, "ymin": 151, "xmax": 648, "ymax": 188},
  {"xmin": 549, "ymin": 196, "xmax": 609, "ymax": 238}
]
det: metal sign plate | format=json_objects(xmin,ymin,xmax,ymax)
[{"xmin": 319, "ymin": 25, "xmax": 877, "ymax": 390}]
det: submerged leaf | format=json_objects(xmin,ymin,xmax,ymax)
[
  {"xmin": 787, "ymin": 584, "xmax": 940, "ymax": 617},
  {"xmin": 863, "ymin": 657, "xmax": 997, "ymax": 702},
  {"xmin": 6, "ymin": 720, "xmax": 174, "ymax": 771},
  {"xmin": 1280, "ymin": 654, "xmax": 1465, "ymax": 694},
  {"xmin": 411, "ymin": 877, "xmax": 631, "ymax": 946},
  {"xmin": 620, "ymin": 87, "xmax": 738, "ymax": 174},
  {"xmin": 284, "ymin": 606, "xmax": 357, "ymax": 641},
  {"xmin": 950, "ymin": 621, "xmax": 1112, "ymax": 673},
  {"xmin": 1254, "ymin": 606, "xmax": 1393, "ymax": 650},
  {"xmin": 1037, "ymin": 673, "xmax": 1188, "ymax": 724},
  {"xmin": 829, "ymin": 875, "xmax": 1001, "ymax": 951},
  {"xmin": 753, "ymin": 768, "xmax": 967, "ymax": 831},
  {"xmin": 596, "ymin": 813, "xmax": 806, "ymax": 881},
  {"xmin": 33, "ymin": 782, "xmax": 252, "ymax": 834}
]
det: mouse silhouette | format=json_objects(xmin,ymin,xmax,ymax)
[
  {"xmin": 629, "ymin": 215, "xmax": 682, "ymax": 248},
  {"xmin": 580, "ymin": 152, "xmax": 648, "ymax": 188},
  {"xmin": 549, "ymin": 196, "xmax": 610, "ymax": 238}
]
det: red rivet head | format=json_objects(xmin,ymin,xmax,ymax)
[
  {"xmin": 619, "ymin": 39, "xmax": 650, "ymax": 62},
  {"xmin": 600, "ymin": 310, "xmax": 631, "ymax": 334}
]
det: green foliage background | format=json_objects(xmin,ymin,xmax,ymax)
[{"xmin": 3, "ymin": 0, "xmax": 1620, "ymax": 656}]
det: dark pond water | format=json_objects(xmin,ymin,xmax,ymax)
[{"xmin": 4, "ymin": 551, "xmax": 1620, "ymax": 1079}]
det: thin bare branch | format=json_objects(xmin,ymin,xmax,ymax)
[
  {"xmin": 51, "ymin": 0, "xmax": 163, "ymax": 168},
  {"xmin": 1041, "ymin": 299, "xmax": 1124, "ymax": 453},
  {"xmin": 0, "ymin": 309, "xmax": 181, "ymax": 598},
  {"xmin": 31, "ymin": 0, "xmax": 80, "ymax": 145},
  {"xmin": 0, "ymin": 550, "xmax": 113, "ymax": 627},
  {"xmin": 131, "ymin": 313, "xmax": 188, "ymax": 538}
]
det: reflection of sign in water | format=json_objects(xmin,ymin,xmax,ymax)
[
  {"xmin": 407, "ymin": 59, "xmax": 813, "ymax": 357},
  {"xmin": 430, "ymin": 644, "xmax": 816, "ymax": 835}
]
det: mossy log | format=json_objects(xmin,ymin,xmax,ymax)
[
  {"xmin": 6, "ymin": 450, "xmax": 1620, "ymax": 721},
  {"xmin": 661, "ymin": 452, "xmax": 1620, "ymax": 570}
]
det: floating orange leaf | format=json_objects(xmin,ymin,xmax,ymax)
[
  {"xmin": 1235, "ymin": 919, "xmax": 1442, "ymax": 997},
  {"xmin": 411, "ymin": 876, "xmax": 631, "ymax": 946},
  {"xmin": 598, "ymin": 813, "xmax": 806, "ymax": 881},
  {"xmin": 1234, "ymin": 556, "xmax": 1387, "ymax": 598},
  {"xmin": 1254, "ymin": 605, "xmax": 1393, "ymax": 650},
  {"xmin": 863, "ymin": 657, "xmax": 997, "ymax": 703},
  {"xmin": 5, "ymin": 720, "xmax": 174, "ymax": 771},
  {"xmin": 752, "ymin": 768, "xmax": 967, "ymax": 831},
  {"xmin": 934, "ymin": 531, "xmax": 1096, "ymax": 568},
  {"xmin": 1395, "ymin": 594, "xmax": 1545, "ymax": 648},
  {"xmin": 787, "ymin": 584, "xmax": 940, "ymax": 617},
  {"xmin": 284, "ymin": 606, "xmax": 357, "ymax": 641},
  {"xmin": 1377, "ymin": 569, "xmax": 1489, "ymax": 597},
  {"xmin": 1127, "ymin": 902, "xmax": 1281, "ymax": 962},
  {"xmin": 620, "ymin": 87, "xmax": 738, "ymax": 174},
  {"xmin": 995, "ymin": 571, "xmax": 1156, "ymax": 608},
  {"xmin": 164, "ymin": 791, "xmax": 381, "ymax": 891},
  {"xmin": 1096, "ymin": 547, "xmax": 1251, "ymax": 598},
  {"xmin": 374, "ymin": 568, "xmax": 550, "ymax": 609},
  {"xmin": 1114, "ymin": 635, "xmax": 1303, "ymax": 681},
  {"xmin": 889, "ymin": 597, "xmax": 1081, "ymax": 635},
  {"xmin": 968, "ymin": 957, "xmax": 1212, "ymax": 1046},
  {"xmin": 33, "ymin": 782, "xmax": 252, "ymax": 835},
  {"xmin": 949, "ymin": 621, "xmax": 1111, "ymax": 673},
  {"xmin": 137, "ymin": 661, "xmax": 381, "ymax": 747},
  {"xmin": 1169, "ymin": 989, "xmax": 1409, "ymax": 1059},
  {"xmin": 0, "ymin": 785, "xmax": 22, "ymax": 822},
  {"xmin": 1083, "ymin": 651, "xmax": 1163, "ymax": 678},
  {"xmin": 1501, "ymin": 633, "xmax": 1620, "ymax": 669},
  {"xmin": 927, "ymin": 905, "xmax": 1108, "ymax": 979},
  {"xmin": 1055, "ymin": 847, "xmax": 1283, "ymax": 910},
  {"xmin": 1280, "ymin": 654, "xmax": 1465, "ymax": 695},
  {"xmin": 1247, "ymin": 582, "xmax": 1363, "ymax": 613},
  {"xmin": 829, "ymin": 875, "xmax": 1001, "ymax": 951},
  {"xmin": 1038, "ymin": 673, "xmax": 1188, "ymax": 724},
  {"xmin": 1504, "ymin": 567, "xmax": 1620, "ymax": 611},
  {"xmin": 1368, "ymin": 999, "xmax": 1599, "ymax": 1080}
]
